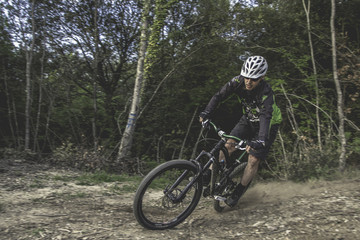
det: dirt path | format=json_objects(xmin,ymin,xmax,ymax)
[{"xmin": 0, "ymin": 160, "xmax": 359, "ymax": 240}]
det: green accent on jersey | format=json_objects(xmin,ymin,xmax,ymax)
[
  {"xmin": 234, "ymin": 77, "xmax": 241, "ymax": 83},
  {"xmin": 236, "ymin": 95, "xmax": 246, "ymax": 114},
  {"xmin": 237, "ymin": 94, "xmax": 282, "ymax": 125},
  {"xmin": 262, "ymin": 95, "xmax": 269, "ymax": 102},
  {"xmin": 270, "ymin": 96, "xmax": 282, "ymax": 126}
]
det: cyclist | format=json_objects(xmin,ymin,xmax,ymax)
[{"xmin": 199, "ymin": 56, "xmax": 282, "ymax": 207}]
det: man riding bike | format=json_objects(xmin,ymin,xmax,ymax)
[{"xmin": 199, "ymin": 56, "xmax": 282, "ymax": 207}]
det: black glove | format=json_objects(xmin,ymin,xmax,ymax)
[
  {"xmin": 199, "ymin": 111, "xmax": 211, "ymax": 129},
  {"xmin": 247, "ymin": 140, "xmax": 266, "ymax": 150},
  {"xmin": 199, "ymin": 111, "xmax": 210, "ymax": 121}
]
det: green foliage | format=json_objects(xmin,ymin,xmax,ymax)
[
  {"xmin": 288, "ymin": 146, "xmax": 339, "ymax": 182},
  {"xmin": 139, "ymin": 156, "xmax": 164, "ymax": 175},
  {"xmin": 77, "ymin": 173, "xmax": 142, "ymax": 193},
  {"xmin": 260, "ymin": 143, "xmax": 341, "ymax": 182},
  {"xmin": 0, "ymin": 0, "xmax": 359, "ymax": 178},
  {"xmin": 53, "ymin": 175, "xmax": 75, "ymax": 182},
  {"xmin": 346, "ymin": 134, "xmax": 360, "ymax": 167}
]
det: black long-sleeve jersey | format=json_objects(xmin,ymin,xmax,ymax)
[{"xmin": 203, "ymin": 75, "xmax": 282, "ymax": 141}]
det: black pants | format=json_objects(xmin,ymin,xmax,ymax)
[{"xmin": 230, "ymin": 115, "xmax": 279, "ymax": 159}]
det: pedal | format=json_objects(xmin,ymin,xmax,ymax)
[{"xmin": 214, "ymin": 195, "xmax": 227, "ymax": 201}]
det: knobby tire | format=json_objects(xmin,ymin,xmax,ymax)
[
  {"xmin": 133, "ymin": 160, "xmax": 202, "ymax": 230},
  {"xmin": 213, "ymin": 160, "xmax": 248, "ymax": 213}
]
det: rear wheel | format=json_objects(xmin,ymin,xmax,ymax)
[
  {"xmin": 133, "ymin": 160, "xmax": 202, "ymax": 230},
  {"xmin": 211, "ymin": 147, "xmax": 230, "ymax": 212},
  {"xmin": 213, "ymin": 161, "xmax": 248, "ymax": 213}
]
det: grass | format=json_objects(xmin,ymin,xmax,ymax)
[
  {"xmin": 31, "ymin": 228, "xmax": 45, "ymax": 237},
  {"xmin": 52, "ymin": 170, "xmax": 182, "ymax": 195},
  {"xmin": 29, "ymin": 179, "xmax": 46, "ymax": 189},
  {"xmin": 53, "ymin": 175, "xmax": 77, "ymax": 182},
  {"xmin": 52, "ymin": 171, "xmax": 143, "ymax": 193},
  {"xmin": 317, "ymin": 167, "xmax": 360, "ymax": 181},
  {"xmin": 74, "ymin": 171, "xmax": 142, "ymax": 186},
  {"xmin": 109, "ymin": 183, "xmax": 138, "ymax": 194}
]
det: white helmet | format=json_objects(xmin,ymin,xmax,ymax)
[{"xmin": 241, "ymin": 56, "xmax": 268, "ymax": 79}]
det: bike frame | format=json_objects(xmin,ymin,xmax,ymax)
[{"xmin": 165, "ymin": 121, "xmax": 247, "ymax": 203}]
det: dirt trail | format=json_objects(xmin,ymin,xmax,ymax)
[{"xmin": 0, "ymin": 160, "xmax": 359, "ymax": 240}]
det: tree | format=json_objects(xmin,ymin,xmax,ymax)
[
  {"xmin": 0, "ymin": 0, "xmax": 359, "ymax": 177},
  {"xmin": 117, "ymin": 0, "xmax": 150, "ymax": 167},
  {"xmin": 302, "ymin": 0, "xmax": 322, "ymax": 152},
  {"xmin": 0, "ymin": 4, "xmax": 16, "ymax": 148},
  {"xmin": 4, "ymin": 0, "xmax": 37, "ymax": 150},
  {"xmin": 330, "ymin": 0, "xmax": 346, "ymax": 171},
  {"xmin": 24, "ymin": 0, "xmax": 36, "ymax": 150}
]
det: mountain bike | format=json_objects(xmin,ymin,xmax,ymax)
[{"xmin": 133, "ymin": 120, "xmax": 249, "ymax": 230}]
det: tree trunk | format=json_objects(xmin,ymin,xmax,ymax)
[
  {"xmin": 3, "ymin": 71, "xmax": 17, "ymax": 147},
  {"xmin": 33, "ymin": 46, "xmax": 45, "ymax": 152},
  {"xmin": 330, "ymin": 0, "xmax": 346, "ymax": 171},
  {"xmin": 302, "ymin": 0, "xmax": 322, "ymax": 152},
  {"xmin": 179, "ymin": 106, "xmax": 198, "ymax": 159},
  {"xmin": 191, "ymin": 127, "xmax": 204, "ymax": 160},
  {"xmin": 24, "ymin": 0, "xmax": 36, "ymax": 150},
  {"xmin": 92, "ymin": 0, "xmax": 100, "ymax": 152},
  {"xmin": 44, "ymin": 96, "xmax": 54, "ymax": 152},
  {"xmin": 277, "ymin": 130, "xmax": 289, "ymax": 180},
  {"xmin": 12, "ymin": 95, "xmax": 21, "ymax": 148},
  {"xmin": 117, "ymin": 0, "xmax": 150, "ymax": 166},
  {"xmin": 24, "ymin": 49, "xmax": 32, "ymax": 150}
]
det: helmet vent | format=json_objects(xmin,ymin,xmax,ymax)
[{"xmin": 240, "ymin": 56, "xmax": 268, "ymax": 79}]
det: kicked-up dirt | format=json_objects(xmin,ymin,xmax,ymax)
[{"xmin": 0, "ymin": 160, "xmax": 359, "ymax": 240}]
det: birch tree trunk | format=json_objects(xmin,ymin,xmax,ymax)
[
  {"xmin": 33, "ymin": 10, "xmax": 48, "ymax": 152},
  {"xmin": 302, "ymin": 0, "xmax": 322, "ymax": 152},
  {"xmin": 24, "ymin": 0, "xmax": 36, "ymax": 150},
  {"xmin": 117, "ymin": 0, "xmax": 150, "ymax": 165},
  {"xmin": 33, "ymin": 46, "xmax": 45, "ymax": 152},
  {"xmin": 330, "ymin": 0, "xmax": 346, "ymax": 171}
]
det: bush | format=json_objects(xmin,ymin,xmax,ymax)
[
  {"xmin": 51, "ymin": 140, "xmax": 109, "ymax": 172},
  {"xmin": 258, "ymin": 140, "xmax": 342, "ymax": 182},
  {"xmin": 0, "ymin": 148, "xmax": 38, "ymax": 162}
]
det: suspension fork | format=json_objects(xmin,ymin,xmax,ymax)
[
  {"xmin": 164, "ymin": 140, "xmax": 226, "ymax": 203},
  {"xmin": 163, "ymin": 169, "xmax": 191, "ymax": 203},
  {"xmin": 163, "ymin": 154, "xmax": 208, "ymax": 203}
]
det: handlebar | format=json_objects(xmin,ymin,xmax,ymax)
[{"xmin": 202, "ymin": 120, "xmax": 247, "ymax": 151}]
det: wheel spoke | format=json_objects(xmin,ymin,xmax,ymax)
[{"xmin": 134, "ymin": 160, "xmax": 202, "ymax": 229}]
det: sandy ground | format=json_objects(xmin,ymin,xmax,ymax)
[{"xmin": 0, "ymin": 160, "xmax": 359, "ymax": 240}]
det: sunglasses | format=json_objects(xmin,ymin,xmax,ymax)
[{"xmin": 245, "ymin": 77, "xmax": 261, "ymax": 82}]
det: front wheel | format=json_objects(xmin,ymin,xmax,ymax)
[{"xmin": 133, "ymin": 160, "xmax": 202, "ymax": 230}]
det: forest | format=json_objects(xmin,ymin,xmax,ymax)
[{"xmin": 0, "ymin": 0, "xmax": 359, "ymax": 181}]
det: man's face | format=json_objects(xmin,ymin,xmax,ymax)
[{"xmin": 244, "ymin": 77, "xmax": 263, "ymax": 91}]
